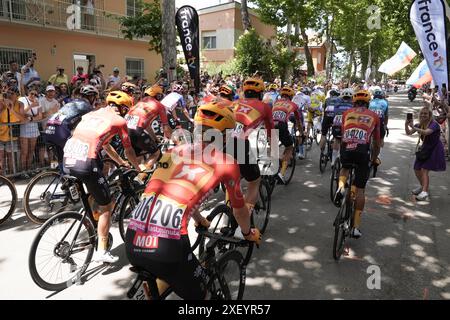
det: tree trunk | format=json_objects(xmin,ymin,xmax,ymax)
[
  {"xmin": 284, "ymin": 20, "xmax": 293, "ymax": 84},
  {"xmin": 300, "ymin": 26, "xmax": 315, "ymax": 77},
  {"xmin": 347, "ymin": 50, "xmax": 354, "ymax": 85},
  {"xmin": 240, "ymin": 0, "xmax": 252, "ymax": 31},
  {"xmin": 162, "ymin": 0, "xmax": 177, "ymax": 82},
  {"xmin": 294, "ymin": 23, "xmax": 300, "ymax": 46},
  {"xmin": 325, "ymin": 14, "xmax": 334, "ymax": 81}
]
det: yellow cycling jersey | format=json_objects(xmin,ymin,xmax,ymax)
[{"xmin": 310, "ymin": 94, "xmax": 322, "ymax": 110}]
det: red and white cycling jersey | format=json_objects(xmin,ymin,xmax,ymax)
[
  {"xmin": 341, "ymin": 107, "xmax": 380, "ymax": 151},
  {"xmin": 232, "ymin": 98, "xmax": 274, "ymax": 139},
  {"xmin": 272, "ymin": 99, "xmax": 301, "ymax": 124},
  {"xmin": 127, "ymin": 143, "xmax": 245, "ymax": 241},
  {"xmin": 125, "ymin": 97, "xmax": 168, "ymax": 130},
  {"xmin": 63, "ymin": 106, "xmax": 131, "ymax": 162}
]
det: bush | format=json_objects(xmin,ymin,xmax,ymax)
[{"xmin": 235, "ymin": 29, "xmax": 272, "ymax": 77}]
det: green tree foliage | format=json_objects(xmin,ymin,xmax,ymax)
[
  {"xmin": 117, "ymin": 0, "xmax": 162, "ymax": 53},
  {"xmin": 234, "ymin": 29, "xmax": 272, "ymax": 77}
]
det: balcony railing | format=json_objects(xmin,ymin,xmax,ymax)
[{"xmin": 0, "ymin": 0, "xmax": 135, "ymax": 39}]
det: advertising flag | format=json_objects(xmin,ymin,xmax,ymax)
[
  {"xmin": 378, "ymin": 42, "xmax": 417, "ymax": 75},
  {"xmin": 410, "ymin": 0, "xmax": 449, "ymax": 90},
  {"xmin": 406, "ymin": 60, "xmax": 433, "ymax": 88},
  {"xmin": 176, "ymin": 6, "xmax": 200, "ymax": 93}
]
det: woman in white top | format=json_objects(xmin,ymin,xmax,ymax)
[{"xmin": 19, "ymin": 89, "xmax": 42, "ymax": 176}]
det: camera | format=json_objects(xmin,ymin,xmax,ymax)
[{"xmin": 407, "ymin": 112, "xmax": 413, "ymax": 121}]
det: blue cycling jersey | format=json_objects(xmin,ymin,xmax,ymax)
[
  {"xmin": 44, "ymin": 99, "xmax": 93, "ymax": 148},
  {"xmin": 331, "ymin": 101, "xmax": 353, "ymax": 127},
  {"xmin": 324, "ymin": 97, "xmax": 342, "ymax": 117},
  {"xmin": 369, "ymin": 98, "xmax": 388, "ymax": 122}
]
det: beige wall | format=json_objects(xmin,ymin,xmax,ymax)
[
  {"xmin": 200, "ymin": 8, "xmax": 236, "ymax": 31},
  {"xmin": 202, "ymin": 49, "xmax": 235, "ymax": 65},
  {"xmin": 105, "ymin": 0, "xmax": 155, "ymax": 16},
  {"xmin": 296, "ymin": 46, "xmax": 327, "ymax": 72},
  {"xmin": 0, "ymin": 22, "xmax": 161, "ymax": 82}
]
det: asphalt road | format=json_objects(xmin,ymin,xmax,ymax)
[{"xmin": 1, "ymin": 93, "xmax": 449, "ymax": 300}]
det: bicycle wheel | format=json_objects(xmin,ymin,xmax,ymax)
[
  {"xmin": 252, "ymin": 180, "xmax": 271, "ymax": 234},
  {"xmin": 332, "ymin": 204, "xmax": 347, "ymax": 260},
  {"xmin": 315, "ymin": 128, "xmax": 322, "ymax": 145},
  {"xmin": 283, "ymin": 150, "xmax": 296, "ymax": 185},
  {"xmin": 306, "ymin": 131, "xmax": 313, "ymax": 151},
  {"xmin": 330, "ymin": 159, "xmax": 341, "ymax": 204},
  {"xmin": 0, "ymin": 175, "xmax": 17, "ymax": 226},
  {"xmin": 191, "ymin": 204, "xmax": 235, "ymax": 257},
  {"xmin": 118, "ymin": 185, "xmax": 146, "ymax": 242},
  {"xmin": 23, "ymin": 171, "xmax": 69, "ymax": 224},
  {"xmin": 211, "ymin": 249, "xmax": 245, "ymax": 300},
  {"xmin": 29, "ymin": 211, "xmax": 96, "ymax": 291},
  {"xmin": 319, "ymin": 152, "xmax": 327, "ymax": 173}
]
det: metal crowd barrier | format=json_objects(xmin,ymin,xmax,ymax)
[{"xmin": 0, "ymin": 117, "xmax": 52, "ymax": 178}]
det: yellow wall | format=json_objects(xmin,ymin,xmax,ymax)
[{"xmin": 0, "ymin": 22, "xmax": 161, "ymax": 82}]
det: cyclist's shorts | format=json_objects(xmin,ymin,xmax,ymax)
[
  {"xmin": 225, "ymin": 138, "xmax": 260, "ymax": 182},
  {"xmin": 306, "ymin": 110, "xmax": 322, "ymax": 123},
  {"xmin": 167, "ymin": 113, "xmax": 179, "ymax": 130},
  {"xmin": 380, "ymin": 124, "xmax": 386, "ymax": 140},
  {"xmin": 321, "ymin": 115, "xmax": 334, "ymax": 136},
  {"xmin": 42, "ymin": 124, "xmax": 71, "ymax": 150},
  {"xmin": 66, "ymin": 158, "xmax": 111, "ymax": 206},
  {"xmin": 125, "ymin": 233, "xmax": 207, "ymax": 299},
  {"xmin": 340, "ymin": 150, "xmax": 370, "ymax": 189},
  {"xmin": 275, "ymin": 121, "xmax": 293, "ymax": 148},
  {"xmin": 129, "ymin": 128, "xmax": 158, "ymax": 156},
  {"xmin": 331, "ymin": 126, "xmax": 342, "ymax": 139}
]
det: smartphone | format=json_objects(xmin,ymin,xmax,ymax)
[{"xmin": 407, "ymin": 112, "xmax": 413, "ymax": 121}]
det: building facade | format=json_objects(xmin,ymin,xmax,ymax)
[
  {"xmin": 198, "ymin": 1, "xmax": 276, "ymax": 66},
  {"xmin": 0, "ymin": 0, "xmax": 161, "ymax": 83}
]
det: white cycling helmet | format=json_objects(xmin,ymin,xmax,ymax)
[
  {"xmin": 80, "ymin": 85, "xmax": 99, "ymax": 97},
  {"xmin": 340, "ymin": 88, "xmax": 354, "ymax": 99}
]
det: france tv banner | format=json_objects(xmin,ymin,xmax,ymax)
[
  {"xmin": 176, "ymin": 5, "xmax": 200, "ymax": 93},
  {"xmin": 378, "ymin": 42, "xmax": 417, "ymax": 75},
  {"xmin": 410, "ymin": 0, "xmax": 449, "ymax": 90}
]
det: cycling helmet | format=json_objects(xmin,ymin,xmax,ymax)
[
  {"xmin": 194, "ymin": 99, "xmax": 236, "ymax": 132},
  {"xmin": 243, "ymin": 78, "xmax": 265, "ymax": 93},
  {"xmin": 340, "ymin": 88, "xmax": 354, "ymax": 99},
  {"xmin": 106, "ymin": 91, "xmax": 133, "ymax": 116},
  {"xmin": 280, "ymin": 86, "xmax": 295, "ymax": 98},
  {"xmin": 172, "ymin": 83, "xmax": 183, "ymax": 93},
  {"xmin": 353, "ymin": 90, "xmax": 371, "ymax": 104},
  {"xmin": 219, "ymin": 84, "xmax": 235, "ymax": 98},
  {"xmin": 80, "ymin": 85, "xmax": 99, "ymax": 97},
  {"xmin": 144, "ymin": 85, "xmax": 163, "ymax": 98},
  {"xmin": 120, "ymin": 82, "xmax": 137, "ymax": 94},
  {"xmin": 268, "ymin": 83, "xmax": 279, "ymax": 91},
  {"xmin": 301, "ymin": 87, "xmax": 311, "ymax": 95},
  {"xmin": 373, "ymin": 89, "xmax": 384, "ymax": 99},
  {"xmin": 329, "ymin": 88, "xmax": 340, "ymax": 97}
]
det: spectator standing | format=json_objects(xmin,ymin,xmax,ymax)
[
  {"xmin": 19, "ymin": 89, "xmax": 42, "ymax": 177},
  {"xmin": 21, "ymin": 53, "xmax": 40, "ymax": 89},
  {"xmin": 56, "ymin": 83, "xmax": 71, "ymax": 105},
  {"xmin": 37, "ymin": 85, "xmax": 60, "ymax": 168},
  {"xmin": 0, "ymin": 87, "xmax": 26, "ymax": 175},
  {"xmin": 405, "ymin": 107, "xmax": 446, "ymax": 201},
  {"xmin": 48, "ymin": 66, "xmax": 69, "ymax": 87},
  {"xmin": 70, "ymin": 66, "xmax": 89, "ymax": 87},
  {"xmin": 1, "ymin": 60, "xmax": 22, "ymax": 90},
  {"xmin": 108, "ymin": 67, "xmax": 121, "ymax": 85}
]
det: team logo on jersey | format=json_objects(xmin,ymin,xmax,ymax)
[
  {"xmin": 237, "ymin": 105, "xmax": 252, "ymax": 114},
  {"xmin": 175, "ymin": 165, "xmax": 206, "ymax": 181}
]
